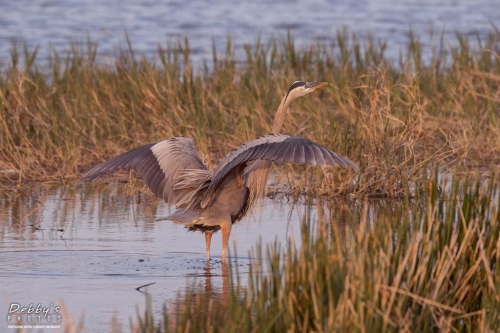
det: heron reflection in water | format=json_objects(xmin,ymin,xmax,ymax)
[{"xmin": 82, "ymin": 81, "xmax": 357, "ymax": 263}]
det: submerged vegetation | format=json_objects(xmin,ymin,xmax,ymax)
[
  {"xmin": 131, "ymin": 175, "xmax": 500, "ymax": 332},
  {"xmin": 0, "ymin": 29, "xmax": 499, "ymax": 197}
]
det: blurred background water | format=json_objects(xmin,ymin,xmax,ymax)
[{"xmin": 0, "ymin": 0, "xmax": 498, "ymax": 66}]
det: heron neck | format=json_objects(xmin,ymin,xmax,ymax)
[{"xmin": 271, "ymin": 94, "xmax": 292, "ymax": 134}]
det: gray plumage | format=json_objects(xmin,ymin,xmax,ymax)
[
  {"xmin": 200, "ymin": 134, "xmax": 357, "ymax": 208},
  {"xmin": 81, "ymin": 137, "xmax": 210, "ymax": 207},
  {"xmin": 81, "ymin": 81, "xmax": 357, "ymax": 263}
]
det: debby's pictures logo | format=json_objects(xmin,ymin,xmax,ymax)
[{"xmin": 6, "ymin": 302, "xmax": 62, "ymax": 329}]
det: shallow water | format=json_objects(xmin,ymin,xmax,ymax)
[
  {"xmin": 1, "ymin": 183, "xmax": 378, "ymax": 331},
  {"xmin": 0, "ymin": 0, "xmax": 498, "ymax": 65}
]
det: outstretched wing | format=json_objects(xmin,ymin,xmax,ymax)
[
  {"xmin": 81, "ymin": 137, "xmax": 210, "ymax": 206},
  {"xmin": 200, "ymin": 134, "xmax": 357, "ymax": 208}
]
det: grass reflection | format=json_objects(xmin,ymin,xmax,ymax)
[{"xmin": 131, "ymin": 176, "xmax": 499, "ymax": 332}]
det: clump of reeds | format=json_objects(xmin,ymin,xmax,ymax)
[
  {"xmin": 131, "ymin": 175, "xmax": 500, "ymax": 332},
  {"xmin": 1, "ymin": 29, "xmax": 499, "ymax": 196}
]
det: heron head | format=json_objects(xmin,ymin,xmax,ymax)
[
  {"xmin": 272, "ymin": 80, "xmax": 329, "ymax": 133},
  {"xmin": 286, "ymin": 81, "xmax": 329, "ymax": 100}
]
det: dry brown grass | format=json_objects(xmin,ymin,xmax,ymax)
[
  {"xmin": 0, "ymin": 30, "xmax": 499, "ymax": 197},
  {"xmin": 130, "ymin": 175, "xmax": 500, "ymax": 332}
]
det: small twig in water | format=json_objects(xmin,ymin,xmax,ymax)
[
  {"xmin": 136, "ymin": 282, "xmax": 156, "ymax": 292},
  {"xmin": 60, "ymin": 219, "xmax": 71, "ymax": 238},
  {"xmin": 12, "ymin": 200, "xmax": 44, "ymax": 226}
]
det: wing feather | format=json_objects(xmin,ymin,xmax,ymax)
[
  {"xmin": 147, "ymin": 165, "xmax": 166, "ymax": 197},
  {"xmin": 295, "ymin": 144, "xmax": 306, "ymax": 164},
  {"xmin": 277, "ymin": 142, "xmax": 293, "ymax": 163},
  {"xmin": 81, "ymin": 143, "xmax": 155, "ymax": 181},
  {"xmin": 311, "ymin": 145, "xmax": 325, "ymax": 165},
  {"xmin": 81, "ymin": 137, "xmax": 209, "ymax": 207},
  {"xmin": 201, "ymin": 134, "xmax": 357, "ymax": 207},
  {"xmin": 246, "ymin": 144, "xmax": 265, "ymax": 161},
  {"xmin": 304, "ymin": 145, "xmax": 317, "ymax": 165}
]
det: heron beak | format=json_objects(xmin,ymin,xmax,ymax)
[{"xmin": 305, "ymin": 81, "xmax": 329, "ymax": 90}]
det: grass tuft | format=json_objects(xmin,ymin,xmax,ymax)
[{"xmin": 131, "ymin": 175, "xmax": 500, "ymax": 332}]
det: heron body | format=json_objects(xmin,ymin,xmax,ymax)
[{"xmin": 81, "ymin": 82, "xmax": 357, "ymax": 262}]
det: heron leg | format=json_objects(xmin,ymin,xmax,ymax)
[
  {"xmin": 205, "ymin": 232, "xmax": 213, "ymax": 261},
  {"xmin": 221, "ymin": 222, "xmax": 232, "ymax": 264}
]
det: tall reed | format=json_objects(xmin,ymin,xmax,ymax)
[
  {"xmin": 1, "ymin": 30, "xmax": 499, "ymax": 196},
  {"xmin": 132, "ymin": 175, "xmax": 500, "ymax": 332}
]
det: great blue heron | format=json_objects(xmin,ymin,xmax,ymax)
[{"xmin": 81, "ymin": 81, "xmax": 357, "ymax": 263}]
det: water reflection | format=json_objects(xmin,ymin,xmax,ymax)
[{"xmin": 0, "ymin": 182, "xmax": 409, "ymax": 331}]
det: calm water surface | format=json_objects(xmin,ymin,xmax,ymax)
[
  {"xmin": 0, "ymin": 0, "xmax": 499, "ymax": 65},
  {"xmin": 1, "ymin": 183, "xmax": 380, "ymax": 331}
]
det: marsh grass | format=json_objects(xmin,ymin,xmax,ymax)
[
  {"xmin": 130, "ymin": 175, "xmax": 500, "ymax": 332},
  {"xmin": 2, "ymin": 29, "xmax": 499, "ymax": 332},
  {"xmin": 1, "ymin": 29, "xmax": 499, "ymax": 196}
]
